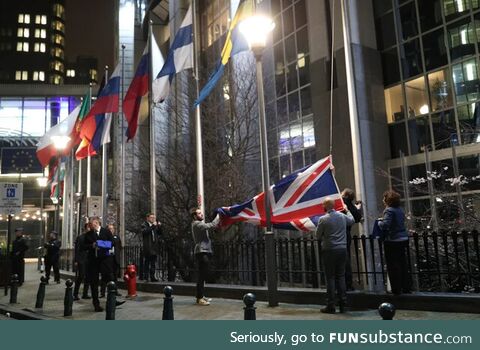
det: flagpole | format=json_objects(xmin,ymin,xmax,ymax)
[
  {"xmin": 192, "ymin": 0, "xmax": 205, "ymax": 214},
  {"xmin": 120, "ymin": 44, "xmax": 126, "ymax": 243},
  {"xmin": 102, "ymin": 66, "xmax": 109, "ymax": 223},
  {"xmin": 148, "ymin": 18, "xmax": 157, "ymax": 215},
  {"xmin": 69, "ymin": 148, "xmax": 75, "ymax": 248},
  {"xmin": 87, "ymin": 83, "xmax": 92, "ymax": 199}
]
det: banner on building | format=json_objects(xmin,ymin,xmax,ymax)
[{"xmin": 1, "ymin": 147, "xmax": 43, "ymax": 174}]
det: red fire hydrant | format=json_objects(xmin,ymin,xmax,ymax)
[{"xmin": 123, "ymin": 264, "xmax": 137, "ymax": 298}]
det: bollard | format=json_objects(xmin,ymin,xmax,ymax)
[
  {"xmin": 106, "ymin": 281, "xmax": 117, "ymax": 320},
  {"xmin": 378, "ymin": 302, "xmax": 396, "ymax": 320},
  {"xmin": 162, "ymin": 286, "xmax": 174, "ymax": 320},
  {"xmin": 35, "ymin": 276, "xmax": 48, "ymax": 308},
  {"xmin": 63, "ymin": 279, "xmax": 74, "ymax": 317},
  {"xmin": 243, "ymin": 293, "xmax": 256, "ymax": 320},
  {"xmin": 9, "ymin": 274, "xmax": 19, "ymax": 304}
]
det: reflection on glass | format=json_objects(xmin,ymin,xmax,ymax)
[
  {"xmin": 375, "ymin": 12, "xmax": 396, "ymax": 50},
  {"xmin": 444, "ymin": 0, "xmax": 471, "ymax": 21},
  {"xmin": 452, "ymin": 59, "xmax": 479, "ymax": 103},
  {"xmin": 400, "ymin": 39, "xmax": 422, "ymax": 79},
  {"xmin": 382, "ymin": 47, "xmax": 401, "ymax": 85},
  {"xmin": 422, "ymin": 28, "xmax": 448, "ymax": 71},
  {"xmin": 296, "ymin": 26, "xmax": 309, "ymax": 56},
  {"xmin": 457, "ymin": 103, "xmax": 479, "ymax": 145},
  {"xmin": 373, "ymin": 0, "xmax": 392, "ymax": 18},
  {"xmin": 292, "ymin": 151, "xmax": 304, "ymax": 171},
  {"xmin": 408, "ymin": 117, "xmax": 432, "ymax": 154},
  {"xmin": 280, "ymin": 154, "xmax": 291, "ymax": 178},
  {"xmin": 288, "ymin": 92, "xmax": 300, "ymax": 121},
  {"xmin": 300, "ymin": 86, "xmax": 312, "ymax": 116},
  {"xmin": 279, "ymin": 126, "xmax": 290, "ymax": 154},
  {"xmin": 303, "ymin": 117, "xmax": 315, "ymax": 148},
  {"xmin": 428, "ymin": 69, "xmax": 454, "ymax": 111},
  {"xmin": 384, "ymin": 84, "xmax": 405, "ymax": 123},
  {"xmin": 405, "ymin": 76, "xmax": 428, "ymax": 118},
  {"xmin": 448, "ymin": 18, "xmax": 475, "ymax": 61},
  {"xmin": 389, "ymin": 167, "xmax": 405, "ymax": 198},
  {"xmin": 418, "ymin": 0, "xmax": 443, "ymax": 32},
  {"xmin": 431, "ymin": 109, "xmax": 458, "ymax": 149},
  {"xmin": 298, "ymin": 53, "xmax": 310, "ymax": 87},
  {"xmin": 399, "ymin": 2, "xmax": 418, "ymax": 41},
  {"xmin": 458, "ymin": 155, "xmax": 480, "ymax": 191},
  {"xmin": 294, "ymin": 0, "xmax": 307, "ymax": 29},
  {"xmin": 23, "ymin": 99, "xmax": 47, "ymax": 136},
  {"xmin": 277, "ymin": 97, "xmax": 288, "ymax": 125},
  {"xmin": 286, "ymin": 62, "xmax": 298, "ymax": 92},
  {"xmin": 269, "ymin": 157, "xmax": 280, "ymax": 184},
  {"xmin": 0, "ymin": 98, "xmax": 22, "ymax": 136},
  {"xmin": 290, "ymin": 121, "xmax": 303, "ymax": 152}
]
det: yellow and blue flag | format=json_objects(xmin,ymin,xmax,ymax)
[{"xmin": 194, "ymin": 0, "xmax": 254, "ymax": 107}]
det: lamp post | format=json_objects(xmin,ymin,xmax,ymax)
[
  {"xmin": 51, "ymin": 135, "xmax": 71, "ymax": 233},
  {"xmin": 240, "ymin": 15, "xmax": 278, "ymax": 306},
  {"xmin": 36, "ymin": 175, "xmax": 48, "ymax": 241}
]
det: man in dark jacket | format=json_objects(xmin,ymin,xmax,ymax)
[
  {"xmin": 73, "ymin": 223, "xmax": 90, "ymax": 300},
  {"xmin": 141, "ymin": 213, "xmax": 162, "ymax": 282},
  {"xmin": 83, "ymin": 216, "xmax": 115, "ymax": 312},
  {"xmin": 11, "ymin": 227, "xmax": 29, "ymax": 285},
  {"xmin": 44, "ymin": 231, "xmax": 61, "ymax": 284},
  {"xmin": 341, "ymin": 188, "xmax": 363, "ymax": 291},
  {"xmin": 190, "ymin": 208, "xmax": 219, "ymax": 306},
  {"xmin": 101, "ymin": 224, "xmax": 122, "ymax": 297}
]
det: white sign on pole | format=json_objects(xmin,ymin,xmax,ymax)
[
  {"xmin": 87, "ymin": 196, "xmax": 103, "ymax": 218},
  {"xmin": 0, "ymin": 183, "xmax": 23, "ymax": 216}
]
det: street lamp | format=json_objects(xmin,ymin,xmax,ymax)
[
  {"xmin": 239, "ymin": 14, "xmax": 278, "ymax": 306},
  {"xmin": 36, "ymin": 176, "xmax": 48, "ymax": 244}
]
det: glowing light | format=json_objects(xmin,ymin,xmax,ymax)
[{"xmin": 419, "ymin": 104, "xmax": 429, "ymax": 115}]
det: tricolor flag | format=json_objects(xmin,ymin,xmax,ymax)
[
  {"xmin": 76, "ymin": 65, "xmax": 120, "ymax": 160},
  {"xmin": 217, "ymin": 156, "xmax": 344, "ymax": 232},
  {"xmin": 36, "ymin": 104, "xmax": 81, "ymax": 167},
  {"xmin": 194, "ymin": 0, "xmax": 253, "ymax": 107},
  {"xmin": 152, "ymin": 5, "xmax": 193, "ymax": 103},
  {"xmin": 48, "ymin": 159, "xmax": 65, "ymax": 202}
]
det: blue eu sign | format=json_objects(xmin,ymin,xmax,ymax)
[{"xmin": 6, "ymin": 188, "xmax": 15, "ymax": 198}]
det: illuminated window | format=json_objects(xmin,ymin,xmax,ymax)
[
  {"xmin": 35, "ymin": 15, "xmax": 40, "ymax": 24},
  {"xmin": 18, "ymin": 14, "xmax": 24, "ymax": 23},
  {"xmin": 16, "ymin": 42, "xmax": 29, "ymax": 51},
  {"xmin": 15, "ymin": 71, "xmax": 22, "ymax": 80},
  {"xmin": 34, "ymin": 42, "xmax": 46, "ymax": 52},
  {"xmin": 33, "ymin": 71, "xmax": 45, "ymax": 81},
  {"xmin": 24, "ymin": 14, "xmax": 30, "ymax": 24},
  {"xmin": 22, "ymin": 71, "xmax": 28, "ymax": 80},
  {"xmin": 89, "ymin": 69, "xmax": 97, "ymax": 81},
  {"xmin": 52, "ymin": 21, "xmax": 65, "ymax": 32},
  {"xmin": 34, "ymin": 29, "xmax": 46, "ymax": 38},
  {"xmin": 51, "ymin": 61, "xmax": 64, "ymax": 72},
  {"xmin": 52, "ymin": 34, "xmax": 64, "ymax": 45},
  {"xmin": 36, "ymin": 15, "xmax": 47, "ymax": 25},
  {"xmin": 66, "ymin": 69, "xmax": 75, "ymax": 77},
  {"xmin": 51, "ymin": 47, "xmax": 64, "ymax": 58},
  {"xmin": 17, "ymin": 28, "xmax": 29, "ymax": 38},
  {"xmin": 53, "ymin": 4, "xmax": 65, "ymax": 19}
]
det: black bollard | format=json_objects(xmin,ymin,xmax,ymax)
[
  {"xmin": 106, "ymin": 281, "xmax": 117, "ymax": 320},
  {"xmin": 35, "ymin": 276, "xmax": 48, "ymax": 309},
  {"xmin": 162, "ymin": 286, "xmax": 174, "ymax": 320},
  {"xmin": 9, "ymin": 274, "xmax": 19, "ymax": 304},
  {"xmin": 378, "ymin": 302, "xmax": 396, "ymax": 320},
  {"xmin": 63, "ymin": 279, "xmax": 74, "ymax": 317},
  {"xmin": 243, "ymin": 293, "xmax": 256, "ymax": 320}
]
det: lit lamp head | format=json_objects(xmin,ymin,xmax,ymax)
[
  {"xmin": 36, "ymin": 176, "xmax": 48, "ymax": 188},
  {"xmin": 239, "ymin": 15, "xmax": 275, "ymax": 59},
  {"xmin": 50, "ymin": 135, "xmax": 71, "ymax": 151}
]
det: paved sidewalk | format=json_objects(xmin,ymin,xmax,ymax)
[{"xmin": 1, "ymin": 263, "xmax": 480, "ymax": 320}]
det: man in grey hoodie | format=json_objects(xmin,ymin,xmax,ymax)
[
  {"xmin": 316, "ymin": 197, "xmax": 355, "ymax": 314},
  {"xmin": 190, "ymin": 208, "xmax": 220, "ymax": 306}
]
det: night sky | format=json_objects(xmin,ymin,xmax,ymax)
[{"xmin": 64, "ymin": 0, "xmax": 115, "ymax": 77}]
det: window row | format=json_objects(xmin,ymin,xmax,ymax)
[
  {"xmin": 272, "ymin": 0, "xmax": 306, "ymax": 44},
  {"xmin": 18, "ymin": 14, "xmax": 48, "ymax": 25},
  {"xmin": 269, "ymin": 147, "xmax": 317, "ymax": 184},
  {"xmin": 267, "ymin": 85, "xmax": 312, "ymax": 129}
]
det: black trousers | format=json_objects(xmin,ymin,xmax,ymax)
[
  {"xmin": 322, "ymin": 249, "xmax": 347, "ymax": 307},
  {"xmin": 87, "ymin": 256, "xmax": 114, "ymax": 307},
  {"xmin": 11, "ymin": 257, "xmax": 25, "ymax": 284},
  {"xmin": 73, "ymin": 261, "xmax": 89, "ymax": 297},
  {"xmin": 45, "ymin": 257, "xmax": 60, "ymax": 282},
  {"xmin": 345, "ymin": 231, "xmax": 353, "ymax": 289},
  {"xmin": 195, "ymin": 253, "xmax": 211, "ymax": 299},
  {"xmin": 143, "ymin": 255, "xmax": 157, "ymax": 280},
  {"xmin": 384, "ymin": 240, "xmax": 411, "ymax": 294}
]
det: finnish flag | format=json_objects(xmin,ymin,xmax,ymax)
[{"xmin": 152, "ymin": 5, "xmax": 193, "ymax": 103}]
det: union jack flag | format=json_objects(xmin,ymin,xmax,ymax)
[{"xmin": 218, "ymin": 156, "xmax": 344, "ymax": 232}]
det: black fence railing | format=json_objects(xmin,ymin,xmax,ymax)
[{"xmin": 59, "ymin": 230, "xmax": 480, "ymax": 293}]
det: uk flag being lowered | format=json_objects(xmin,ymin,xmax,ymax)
[
  {"xmin": 217, "ymin": 156, "xmax": 344, "ymax": 232},
  {"xmin": 152, "ymin": 5, "xmax": 193, "ymax": 103}
]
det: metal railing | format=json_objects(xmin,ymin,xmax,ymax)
[{"xmin": 59, "ymin": 230, "xmax": 480, "ymax": 293}]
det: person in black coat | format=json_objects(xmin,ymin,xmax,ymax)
[
  {"xmin": 11, "ymin": 227, "xmax": 29, "ymax": 285},
  {"xmin": 83, "ymin": 216, "xmax": 115, "ymax": 312},
  {"xmin": 141, "ymin": 213, "xmax": 162, "ymax": 282},
  {"xmin": 341, "ymin": 188, "xmax": 363, "ymax": 291},
  {"xmin": 101, "ymin": 224, "xmax": 122, "ymax": 297},
  {"xmin": 44, "ymin": 231, "xmax": 61, "ymax": 283},
  {"xmin": 73, "ymin": 223, "xmax": 91, "ymax": 300}
]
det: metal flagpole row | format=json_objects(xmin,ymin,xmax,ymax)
[
  {"xmin": 192, "ymin": 0, "xmax": 205, "ymax": 214},
  {"xmin": 102, "ymin": 66, "xmax": 109, "ymax": 223}
]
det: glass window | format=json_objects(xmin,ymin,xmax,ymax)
[
  {"xmin": 0, "ymin": 98, "xmax": 23, "ymax": 136},
  {"xmin": 418, "ymin": 0, "xmax": 443, "ymax": 32},
  {"xmin": 385, "ymin": 84, "xmax": 405, "ymax": 123},
  {"xmin": 22, "ymin": 71, "xmax": 28, "ymax": 80},
  {"xmin": 23, "ymin": 98, "xmax": 47, "ymax": 136},
  {"xmin": 279, "ymin": 126, "xmax": 290, "ymax": 154},
  {"xmin": 290, "ymin": 120, "xmax": 303, "ymax": 152},
  {"xmin": 389, "ymin": 167, "xmax": 405, "ymax": 199},
  {"xmin": 373, "ymin": 0, "xmax": 392, "ymax": 18},
  {"xmin": 444, "ymin": 0, "xmax": 471, "ymax": 22},
  {"xmin": 457, "ymin": 103, "xmax": 477, "ymax": 144},
  {"xmin": 288, "ymin": 92, "xmax": 300, "ymax": 121},
  {"xmin": 452, "ymin": 58, "xmax": 479, "ymax": 103},
  {"xmin": 273, "ymin": 15, "xmax": 283, "ymax": 44},
  {"xmin": 400, "ymin": 39, "xmax": 422, "ymax": 79},
  {"xmin": 408, "ymin": 116, "xmax": 432, "ymax": 154},
  {"xmin": 283, "ymin": 6, "xmax": 294, "ymax": 36},
  {"xmin": 300, "ymin": 86, "xmax": 312, "ymax": 116},
  {"xmin": 284, "ymin": 34, "xmax": 296, "ymax": 64},
  {"xmin": 422, "ymin": 28, "xmax": 448, "ymax": 71},
  {"xmin": 389, "ymin": 122, "xmax": 409, "ymax": 158},
  {"xmin": 266, "ymin": 102, "xmax": 277, "ymax": 131},
  {"xmin": 428, "ymin": 69, "xmax": 454, "ymax": 111},
  {"xmin": 271, "ymin": 0, "xmax": 281, "ymax": 15},
  {"xmin": 24, "ymin": 14, "xmax": 30, "ymax": 24},
  {"xmin": 298, "ymin": 53, "xmax": 310, "ymax": 87},
  {"xmin": 18, "ymin": 14, "xmax": 24, "ymax": 23},
  {"xmin": 277, "ymin": 97, "xmax": 288, "ymax": 125},
  {"xmin": 408, "ymin": 163, "xmax": 427, "ymax": 197},
  {"xmin": 302, "ymin": 117, "xmax": 315, "ymax": 148},
  {"xmin": 431, "ymin": 159, "xmax": 455, "ymax": 193},
  {"xmin": 304, "ymin": 147, "xmax": 316, "ymax": 165},
  {"xmin": 431, "ymin": 109, "xmax": 458, "ymax": 149},
  {"xmin": 382, "ymin": 47, "xmax": 401, "ymax": 85},
  {"xmin": 280, "ymin": 154, "xmax": 291, "ymax": 177},
  {"xmin": 296, "ymin": 26, "xmax": 308, "ymax": 56},
  {"xmin": 458, "ymin": 155, "xmax": 480, "ymax": 191},
  {"xmin": 399, "ymin": 2, "xmax": 418, "ymax": 41},
  {"xmin": 294, "ymin": 0, "xmax": 307, "ymax": 29},
  {"xmin": 376, "ymin": 12, "xmax": 396, "ymax": 50},
  {"xmin": 448, "ymin": 18, "xmax": 476, "ymax": 61},
  {"xmin": 269, "ymin": 157, "xmax": 280, "ymax": 184},
  {"xmin": 405, "ymin": 76, "xmax": 429, "ymax": 117},
  {"xmin": 15, "ymin": 71, "xmax": 21, "ymax": 80},
  {"xmin": 286, "ymin": 62, "xmax": 298, "ymax": 92},
  {"xmin": 292, "ymin": 150, "xmax": 304, "ymax": 171}
]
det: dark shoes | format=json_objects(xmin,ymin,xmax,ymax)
[
  {"xmin": 73, "ymin": 295, "xmax": 80, "ymax": 301},
  {"xmin": 82, "ymin": 295, "xmax": 91, "ymax": 299},
  {"xmin": 320, "ymin": 306, "xmax": 336, "ymax": 314},
  {"xmin": 94, "ymin": 305, "xmax": 104, "ymax": 312}
]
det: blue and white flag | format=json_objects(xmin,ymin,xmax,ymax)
[{"xmin": 152, "ymin": 5, "xmax": 193, "ymax": 103}]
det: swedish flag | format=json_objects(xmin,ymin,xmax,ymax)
[{"xmin": 194, "ymin": 0, "xmax": 254, "ymax": 107}]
